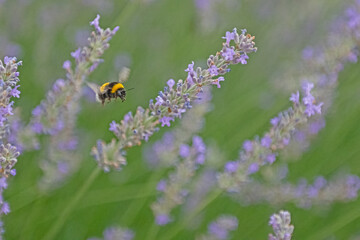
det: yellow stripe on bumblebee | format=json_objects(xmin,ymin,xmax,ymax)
[{"xmin": 111, "ymin": 83, "xmax": 124, "ymax": 93}]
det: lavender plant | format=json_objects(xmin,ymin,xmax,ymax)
[
  {"xmin": 0, "ymin": 56, "xmax": 22, "ymax": 239},
  {"xmin": 92, "ymin": 28, "xmax": 257, "ymax": 171}
]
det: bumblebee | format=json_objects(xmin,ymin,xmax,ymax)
[{"xmin": 87, "ymin": 67, "xmax": 133, "ymax": 105}]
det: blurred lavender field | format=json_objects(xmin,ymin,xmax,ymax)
[{"xmin": 1, "ymin": 0, "xmax": 360, "ymax": 239}]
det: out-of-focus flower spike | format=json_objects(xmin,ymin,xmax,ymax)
[
  {"xmin": 233, "ymin": 174, "xmax": 360, "ymax": 208},
  {"xmin": 20, "ymin": 15, "xmax": 120, "ymax": 191},
  {"xmin": 151, "ymin": 135, "xmax": 207, "ymax": 226},
  {"xmin": 196, "ymin": 215, "xmax": 238, "ymax": 240},
  {"xmin": 268, "ymin": 210, "xmax": 294, "ymax": 240},
  {"xmin": 87, "ymin": 226, "xmax": 134, "ymax": 240},
  {"xmin": 0, "ymin": 56, "xmax": 22, "ymax": 239}
]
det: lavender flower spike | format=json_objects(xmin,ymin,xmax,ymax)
[
  {"xmin": 0, "ymin": 56, "xmax": 22, "ymax": 177},
  {"xmin": 218, "ymin": 83, "xmax": 323, "ymax": 192},
  {"xmin": 151, "ymin": 136, "xmax": 207, "ymax": 226},
  {"xmin": 196, "ymin": 215, "xmax": 238, "ymax": 240},
  {"xmin": 93, "ymin": 28, "xmax": 257, "ymax": 171},
  {"xmin": 0, "ymin": 56, "xmax": 22, "ymax": 238},
  {"xmin": 233, "ymin": 174, "xmax": 360, "ymax": 208},
  {"xmin": 268, "ymin": 210, "xmax": 294, "ymax": 240}
]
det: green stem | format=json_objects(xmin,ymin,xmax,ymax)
[
  {"xmin": 146, "ymin": 223, "xmax": 159, "ymax": 240},
  {"xmin": 308, "ymin": 206, "xmax": 360, "ymax": 240},
  {"xmin": 42, "ymin": 167, "xmax": 101, "ymax": 240},
  {"xmin": 159, "ymin": 189, "xmax": 223, "ymax": 240},
  {"xmin": 120, "ymin": 170, "xmax": 164, "ymax": 225},
  {"xmin": 113, "ymin": 0, "xmax": 140, "ymax": 26}
]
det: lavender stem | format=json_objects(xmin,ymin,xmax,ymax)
[
  {"xmin": 42, "ymin": 167, "xmax": 101, "ymax": 240},
  {"xmin": 159, "ymin": 189, "xmax": 223, "ymax": 240}
]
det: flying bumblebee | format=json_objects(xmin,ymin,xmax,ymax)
[{"xmin": 87, "ymin": 67, "xmax": 133, "ymax": 105}]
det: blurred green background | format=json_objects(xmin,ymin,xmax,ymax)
[{"xmin": 1, "ymin": 0, "xmax": 360, "ymax": 239}]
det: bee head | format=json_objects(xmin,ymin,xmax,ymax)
[{"xmin": 117, "ymin": 89, "xmax": 126, "ymax": 102}]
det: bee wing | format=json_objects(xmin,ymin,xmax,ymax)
[
  {"xmin": 86, "ymin": 81, "xmax": 102, "ymax": 103},
  {"xmin": 118, "ymin": 67, "xmax": 130, "ymax": 83}
]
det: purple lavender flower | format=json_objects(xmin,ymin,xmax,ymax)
[
  {"xmin": 109, "ymin": 121, "xmax": 119, "ymax": 134},
  {"xmin": 346, "ymin": 1, "xmax": 360, "ymax": 40},
  {"xmin": 222, "ymin": 30, "xmax": 235, "ymax": 45},
  {"xmin": 302, "ymin": 46, "xmax": 314, "ymax": 60},
  {"xmin": 243, "ymin": 140, "xmax": 253, "ymax": 152},
  {"xmin": 238, "ymin": 54, "xmax": 249, "ymax": 64},
  {"xmin": 247, "ymin": 163, "xmax": 259, "ymax": 174},
  {"xmin": 346, "ymin": 175, "xmax": 360, "ymax": 199},
  {"xmin": 266, "ymin": 154, "xmax": 276, "ymax": 164},
  {"xmin": 268, "ymin": 211, "xmax": 294, "ymax": 240},
  {"xmin": 270, "ymin": 117, "xmax": 280, "ymax": 126},
  {"xmin": 57, "ymin": 138, "xmax": 78, "ymax": 151},
  {"xmin": 193, "ymin": 135, "xmax": 206, "ymax": 153},
  {"xmin": 185, "ymin": 61, "xmax": 197, "ymax": 86},
  {"xmin": 261, "ymin": 135, "xmax": 272, "ymax": 148},
  {"xmin": 0, "ymin": 178, "xmax": 7, "ymax": 189},
  {"xmin": 196, "ymin": 154, "xmax": 206, "ymax": 165},
  {"xmin": 159, "ymin": 116, "xmax": 174, "ymax": 127},
  {"xmin": 289, "ymin": 91, "xmax": 299, "ymax": 104},
  {"xmin": 62, "ymin": 60, "xmax": 71, "ymax": 71},
  {"xmin": 309, "ymin": 118, "xmax": 326, "ymax": 135},
  {"xmin": 209, "ymin": 222, "xmax": 229, "ymax": 239},
  {"xmin": 225, "ymin": 161, "xmax": 239, "ymax": 173},
  {"xmin": 282, "ymin": 137, "xmax": 290, "ymax": 146},
  {"xmin": 90, "ymin": 14, "xmax": 101, "ymax": 33},
  {"xmin": 32, "ymin": 105, "xmax": 42, "ymax": 117},
  {"xmin": 155, "ymin": 214, "xmax": 171, "ymax": 225},
  {"xmin": 179, "ymin": 144, "xmax": 190, "ymax": 158},
  {"xmin": 167, "ymin": 79, "xmax": 175, "ymax": 88},
  {"xmin": 71, "ymin": 48, "xmax": 81, "ymax": 61},
  {"xmin": 0, "ymin": 202, "xmax": 9, "ymax": 215},
  {"xmin": 156, "ymin": 180, "xmax": 167, "ymax": 192},
  {"xmin": 10, "ymin": 85, "xmax": 20, "ymax": 98},
  {"xmin": 212, "ymin": 77, "xmax": 225, "ymax": 88},
  {"xmin": 208, "ymin": 65, "xmax": 219, "ymax": 76},
  {"xmin": 221, "ymin": 47, "xmax": 236, "ymax": 61},
  {"xmin": 57, "ymin": 162, "xmax": 69, "ymax": 175}
]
